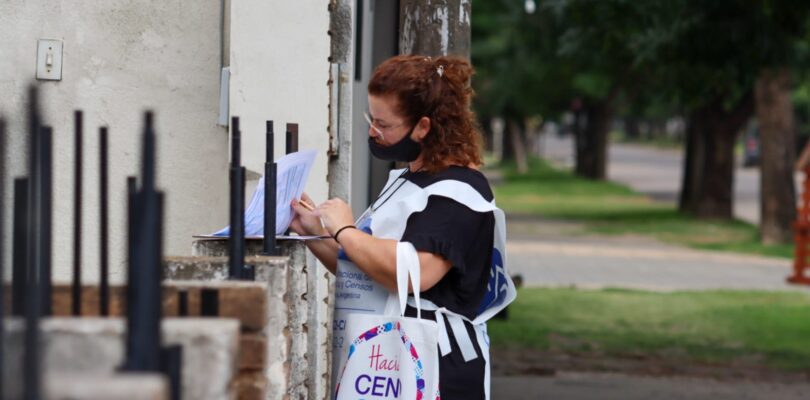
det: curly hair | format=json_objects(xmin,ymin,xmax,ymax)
[{"xmin": 368, "ymin": 55, "xmax": 483, "ymax": 173}]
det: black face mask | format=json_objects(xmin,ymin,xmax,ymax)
[{"xmin": 368, "ymin": 126, "xmax": 422, "ymax": 162}]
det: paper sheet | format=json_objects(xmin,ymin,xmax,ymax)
[{"xmin": 207, "ymin": 149, "xmax": 317, "ymax": 237}]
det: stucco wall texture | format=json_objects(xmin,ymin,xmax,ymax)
[
  {"xmin": 0, "ymin": 0, "xmax": 230, "ymax": 283},
  {"xmin": 230, "ymin": 1, "xmax": 331, "ymax": 206},
  {"xmin": 0, "ymin": 1, "xmax": 331, "ymax": 284}
]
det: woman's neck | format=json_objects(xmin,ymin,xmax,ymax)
[
  {"xmin": 409, "ymin": 159, "xmax": 478, "ymax": 172},
  {"xmin": 408, "ymin": 158, "xmax": 424, "ymax": 172}
]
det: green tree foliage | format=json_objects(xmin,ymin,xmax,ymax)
[
  {"xmin": 472, "ymin": 0, "xmax": 678, "ymax": 179},
  {"xmin": 472, "ymin": 0, "xmax": 810, "ymax": 227}
]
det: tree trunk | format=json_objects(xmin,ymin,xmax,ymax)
[
  {"xmin": 624, "ymin": 116, "xmax": 640, "ymax": 139},
  {"xmin": 509, "ymin": 120, "xmax": 529, "ymax": 174},
  {"xmin": 500, "ymin": 117, "xmax": 514, "ymax": 162},
  {"xmin": 575, "ymin": 100, "xmax": 613, "ymax": 180},
  {"xmin": 480, "ymin": 115, "xmax": 493, "ymax": 153},
  {"xmin": 679, "ymin": 117, "xmax": 704, "ymax": 213},
  {"xmin": 680, "ymin": 94, "xmax": 753, "ymax": 219},
  {"xmin": 399, "ymin": 0, "xmax": 471, "ymax": 58},
  {"xmin": 755, "ymin": 67, "xmax": 797, "ymax": 244},
  {"xmin": 694, "ymin": 124, "xmax": 738, "ymax": 218}
]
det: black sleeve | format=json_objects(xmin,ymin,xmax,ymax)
[{"xmin": 400, "ymin": 195, "xmax": 488, "ymax": 275}]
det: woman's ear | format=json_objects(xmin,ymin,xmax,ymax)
[{"xmin": 413, "ymin": 117, "xmax": 431, "ymax": 142}]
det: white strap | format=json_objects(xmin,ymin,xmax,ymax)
[
  {"xmin": 433, "ymin": 308, "xmax": 453, "ymax": 357},
  {"xmin": 446, "ymin": 313, "xmax": 478, "ymax": 362},
  {"xmin": 396, "ymin": 242, "xmax": 422, "ymax": 319},
  {"xmin": 408, "ymin": 297, "xmax": 480, "ymax": 362},
  {"xmin": 396, "ymin": 246, "xmax": 478, "ymax": 361}
]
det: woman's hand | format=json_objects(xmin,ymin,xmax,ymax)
[
  {"xmin": 289, "ymin": 193, "xmax": 327, "ymax": 236},
  {"xmin": 315, "ymin": 198, "xmax": 355, "ymax": 237}
]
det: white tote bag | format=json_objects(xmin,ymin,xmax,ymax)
[{"xmin": 334, "ymin": 242, "xmax": 441, "ymax": 400}]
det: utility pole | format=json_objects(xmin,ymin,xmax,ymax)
[
  {"xmin": 400, "ymin": 0, "xmax": 471, "ymax": 58},
  {"xmin": 328, "ymin": 0, "xmax": 354, "ymax": 202},
  {"xmin": 324, "ymin": 1, "xmax": 355, "ymax": 398}
]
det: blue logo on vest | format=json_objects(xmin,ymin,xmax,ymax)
[{"xmin": 477, "ymin": 248, "xmax": 507, "ymax": 315}]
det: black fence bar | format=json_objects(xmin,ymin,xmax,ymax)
[
  {"xmin": 263, "ymin": 120, "xmax": 278, "ymax": 255},
  {"xmin": 39, "ymin": 125, "xmax": 53, "ymax": 317},
  {"xmin": 200, "ymin": 288, "xmax": 219, "ymax": 316},
  {"xmin": 125, "ymin": 172, "xmax": 137, "ymax": 356},
  {"xmin": 161, "ymin": 345, "xmax": 183, "ymax": 400},
  {"xmin": 122, "ymin": 177, "xmax": 137, "ymax": 360},
  {"xmin": 243, "ymin": 260, "xmax": 255, "ymax": 281},
  {"xmin": 284, "ymin": 123, "xmax": 298, "ymax": 236},
  {"xmin": 126, "ymin": 175, "xmax": 137, "ymax": 297},
  {"xmin": 12, "ymin": 178, "xmax": 28, "ymax": 316},
  {"xmin": 177, "ymin": 290, "xmax": 188, "ymax": 317},
  {"xmin": 228, "ymin": 117, "xmax": 245, "ymax": 279},
  {"xmin": 122, "ymin": 176, "xmax": 138, "ymax": 376},
  {"xmin": 240, "ymin": 166, "xmax": 254, "ymax": 279},
  {"xmin": 72, "ymin": 111, "xmax": 83, "ymax": 316},
  {"xmin": 27, "ymin": 86, "xmax": 40, "ymax": 180},
  {"xmin": 266, "ymin": 120, "xmax": 273, "ymax": 168},
  {"xmin": 156, "ymin": 191, "xmax": 165, "ymax": 309},
  {"xmin": 24, "ymin": 87, "xmax": 44, "ymax": 400},
  {"xmin": 285, "ymin": 123, "xmax": 299, "ymax": 154},
  {"xmin": 99, "ymin": 127, "xmax": 109, "ymax": 316},
  {"xmin": 123, "ymin": 112, "xmax": 163, "ymax": 372},
  {"xmin": 23, "ymin": 263, "xmax": 41, "ymax": 400},
  {"xmin": 142, "ymin": 114, "xmax": 155, "ymax": 190}
]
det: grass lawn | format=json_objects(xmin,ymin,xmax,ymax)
[
  {"xmin": 493, "ymin": 157, "xmax": 794, "ymax": 259},
  {"xmin": 488, "ymin": 287, "xmax": 810, "ymax": 371}
]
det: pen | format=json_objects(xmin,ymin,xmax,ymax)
[
  {"xmin": 296, "ymin": 198, "xmax": 327, "ymax": 234},
  {"xmin": 298, "ymin": 199, "xmax": 315, "ymax": 212}
]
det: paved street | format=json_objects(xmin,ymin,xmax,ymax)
[{"xmin": 492, "ymin": 373, "xmax": 810, "ymax": 400}]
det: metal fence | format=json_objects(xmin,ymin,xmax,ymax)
[{"xmin": 1, "ymin": 84, "xmax": 294, "ymax": 400}]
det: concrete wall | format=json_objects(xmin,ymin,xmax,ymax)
[
  {"xmin": 229, "ymin": 0, "xmax": 331, "ymax": 205},
  {"xmin": 0, "ymin": 0, "xmax": 229, "ymax": 283},
  {"xmin": 3, "ymin": 318, "xmax": 240, "ymax": 400},
  {"xmin": 0, "ymin": 0, "xmax": 334, "ymax": 284},
  {"xmin": 165, "ymin": 247, "xmax": 312, "ymax": 400},
  {"xmin": 226, "ymin": 4, "xmax": 332, "ymax": 397}
]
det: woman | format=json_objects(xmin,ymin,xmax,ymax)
[{"xmin": 290, "ymin": 55, "xmax": 514, "ymax": 399}]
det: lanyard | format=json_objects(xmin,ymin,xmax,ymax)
[{"xmin": 354, "ymin": 168, "xmax": 415, "ymax": 225}]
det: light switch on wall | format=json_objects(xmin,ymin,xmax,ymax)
[{"xmin": 36, "ymin": 39, "xmax": 63, "ymax": 81}]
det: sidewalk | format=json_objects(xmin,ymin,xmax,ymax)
[
  {"xmin": 506, "ymin": 217, "xmax": 805, "ymax": 292},
  {"xmin": 505, "ymin": 216, "xmax": 805, "ymax": 292},
  {"xmin": 492, "ymin": 373, "xmax": 810, "ymax": 400}
]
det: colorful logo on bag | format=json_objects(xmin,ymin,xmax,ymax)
[
  {"xmin": 338, "ymin": 217, "xmax": 374, "ymax": 261},
  {"xmin": 334, "ymin": 321, "xmax": 432, "ymax": 399},
  {"xmin": 477, "ymin": 248, "xmax": 508, "ymax": 315}
]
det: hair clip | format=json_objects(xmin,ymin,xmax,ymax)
[{"xmin": 437, "ymin": 65, "xmax": 445, "ymax": 77}]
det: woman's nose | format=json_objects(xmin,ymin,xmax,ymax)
[{"xmin": 368, "ymin": 125, "xmax": 385, "ymax": 141}]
